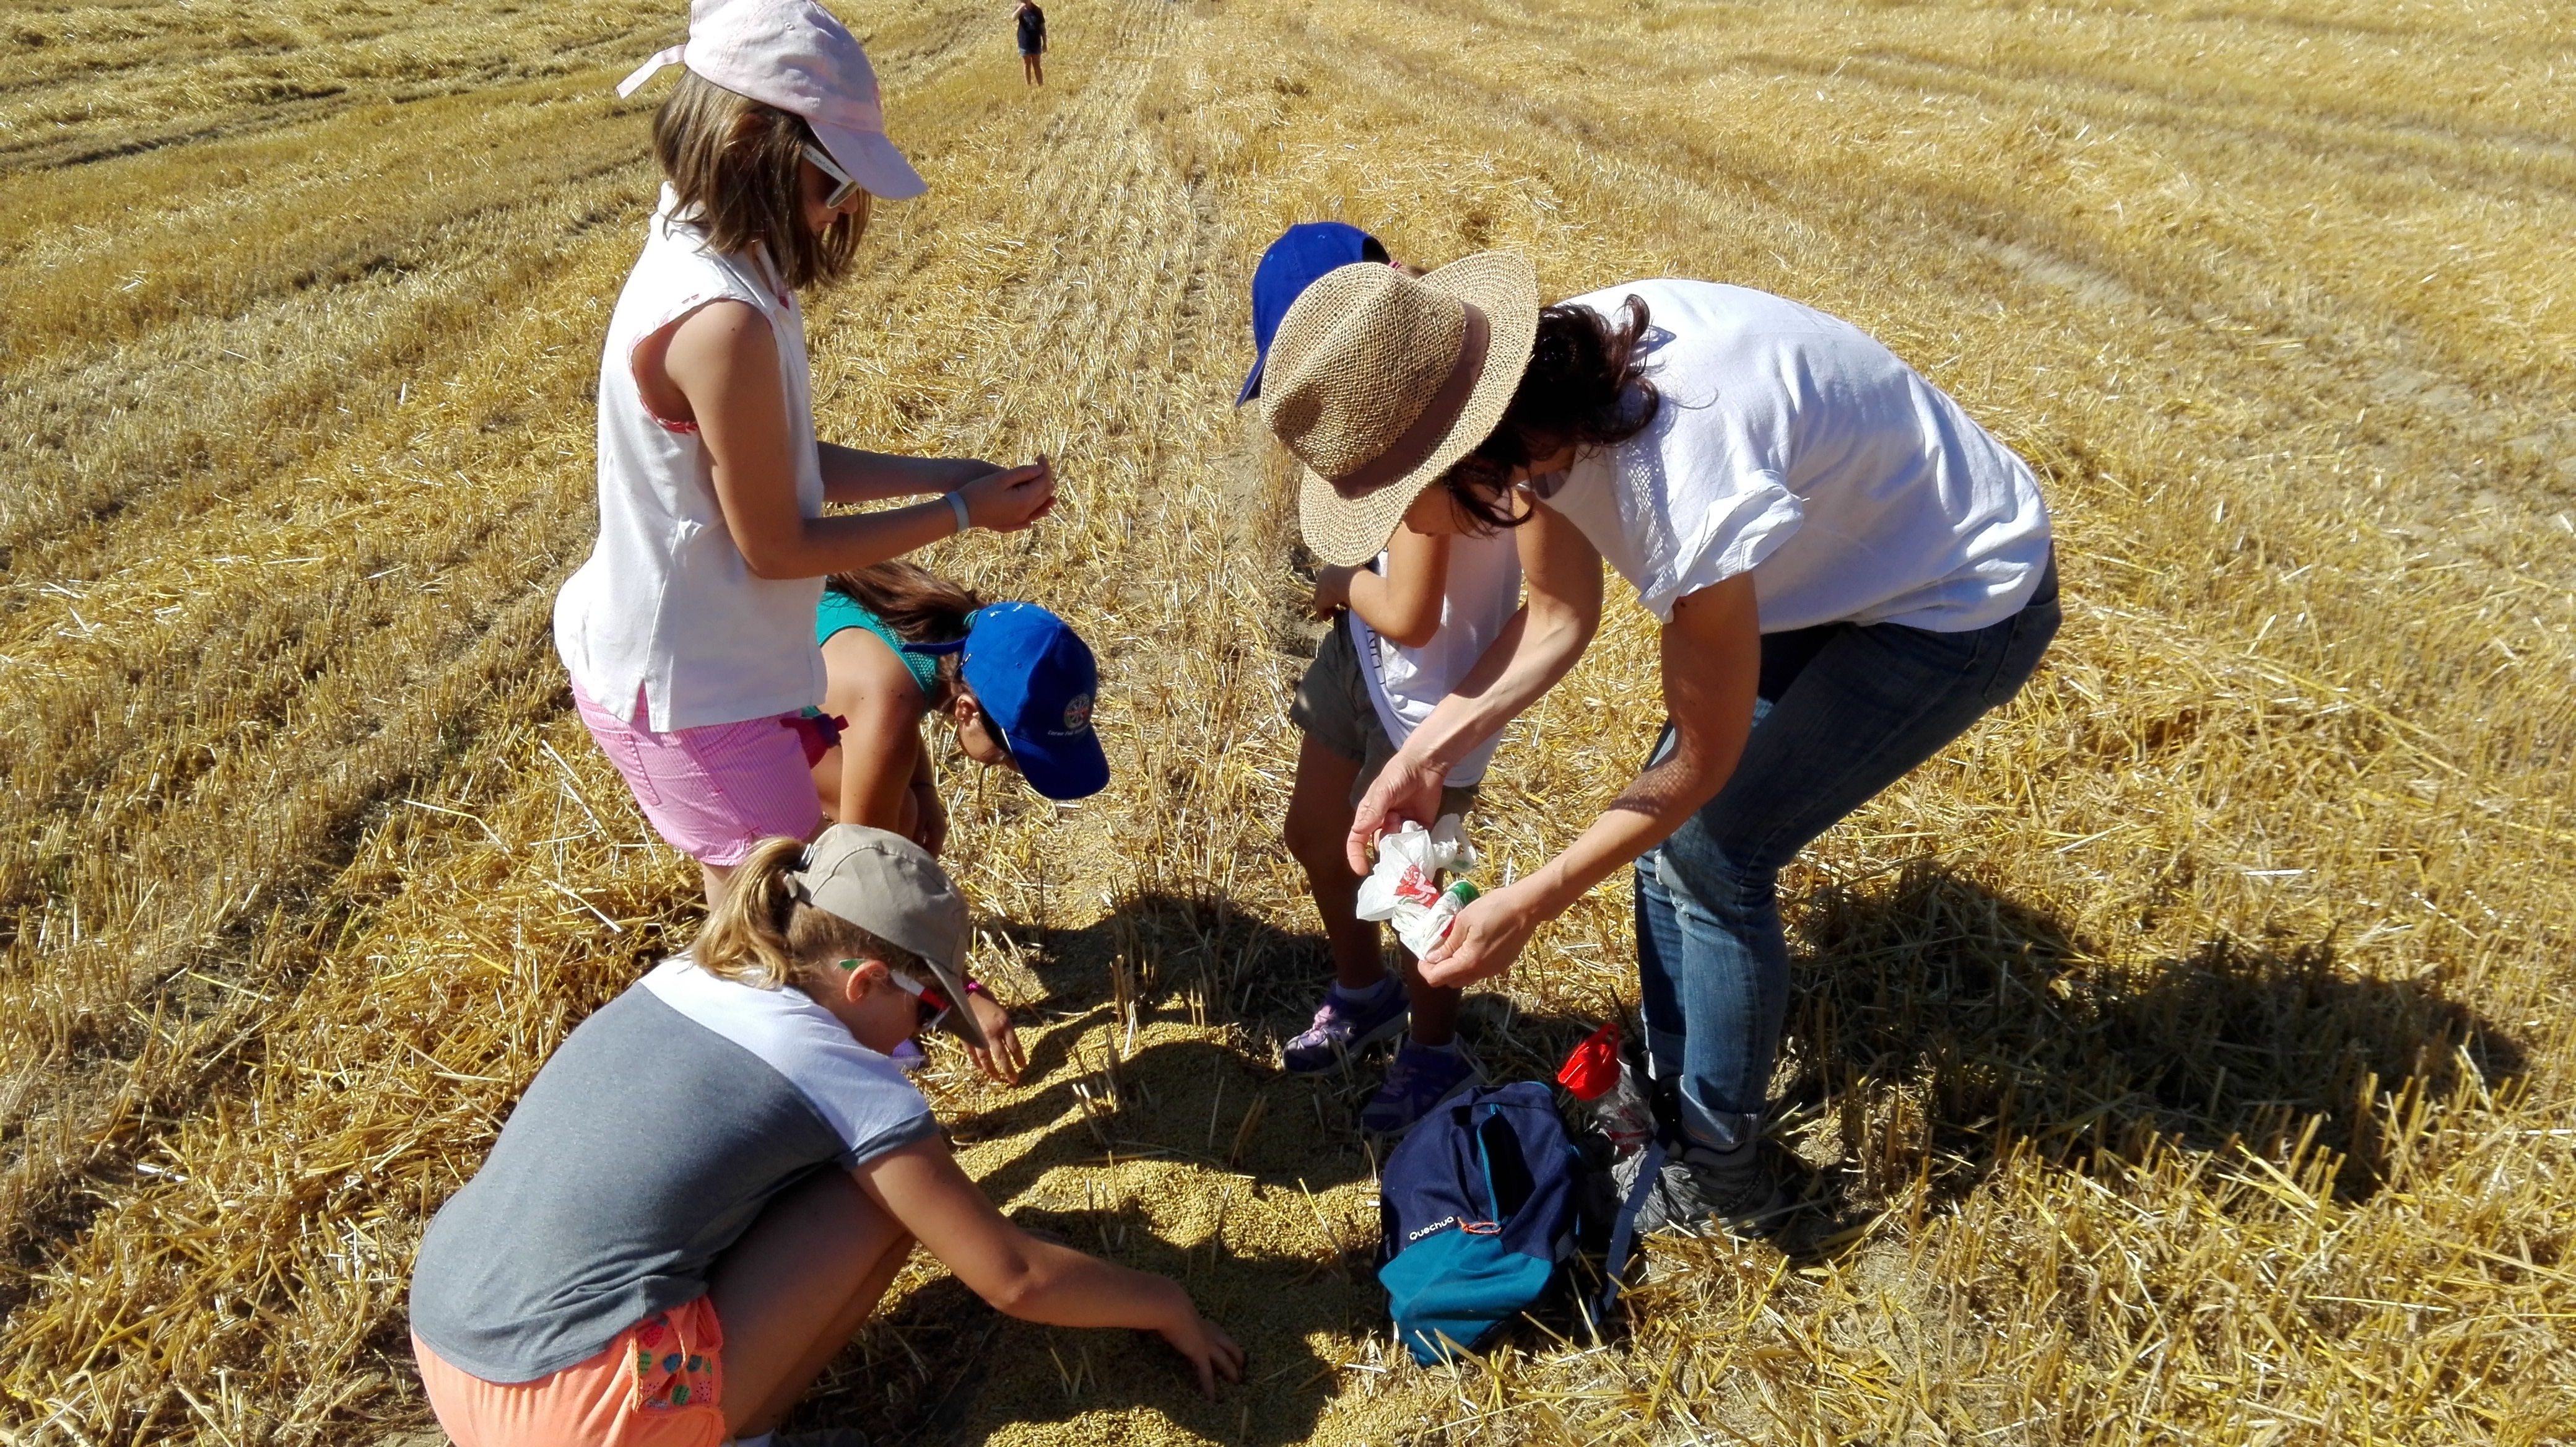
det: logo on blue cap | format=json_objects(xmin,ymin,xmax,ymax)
[{"xmin": 1238, "ymin": 221, "xmax": 1386, "ymax": 407}]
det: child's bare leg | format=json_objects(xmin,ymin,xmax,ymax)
[
  {"xmin": 700, "ymin": 860, "xmax": 734, "ymax": 911},
  {"xmin": 1285, "ymin": 735, "xmax": 1386, "ymax": 992},
  {"xmin": 710, "ymin": 1168, "xmax": 915, "ymax": 1438},
  {"xmin": 1398, "ymin": 959, "xmax": 1461, "ymax": 1049}
]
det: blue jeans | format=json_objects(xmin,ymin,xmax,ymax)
[{"xmin": 1634, "ymin": 564, "xmax": 2060, "ymax": 1152}]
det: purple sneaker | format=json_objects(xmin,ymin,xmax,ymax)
[
  {"xmin": 1358, "ymin": 1041, "xmax": 1482, "ymax": 1137},
  {"xmin": 1279, "ymin": 983, "xmax": 1408, "ymax": 1073}
]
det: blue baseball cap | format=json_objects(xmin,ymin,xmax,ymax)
[
  {"xmin": 1238, "ymin": 222, "xmax": 1388, "ymax": 406},
  {"xmin": 908, "ymin": 602, "xmax": 1108, "ymax": 801}
]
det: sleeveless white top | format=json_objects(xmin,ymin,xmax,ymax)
[
  {"xmin": 1347, "ymin": 527, "xmax": 1524, "ymax": 787},
  {"xmin": 554, "ymin": 187, "xmax": 827, "ymax": 733}
]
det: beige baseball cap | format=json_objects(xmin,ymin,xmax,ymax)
[
  {"xmin": 1261, "ymin": 251, "xmax": 1541, "ymax": 567},
  {"xmin": 788, "ymin": 824, "xmax": 988, "ymax": 1050},
  {"xmin": 618, "ymin": 0, "xmax": 928, "ymax": 203}
]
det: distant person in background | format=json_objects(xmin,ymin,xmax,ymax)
[
  {"xmin": 808, "ymin": 562, "xmax": 1108, "ymax": 850},
  {"xmin": 1260, "ymin": 255, "xmax": 2056, "ymax": 1239},
  {"xmin": 1242, "ymin": 224, "xmax": 1522, "ymax": 1137},
  {"xmin": 409, "ymin": 827, "xmax": 1242, "ymax": 1447},
  {"xmin": 1014, "ymin": 0, "xmax": 1046, "ymax": 85},
  {"xmin": 558, "ymin": 0, "xmax": 1056, "ymax": 909}
]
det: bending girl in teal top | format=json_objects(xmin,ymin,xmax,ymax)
[{"xmin": 814, "ymin": 562, "xmax": 1110, "ymax": 854}]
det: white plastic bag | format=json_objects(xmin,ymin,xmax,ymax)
[{"xmin": 1355, "ymin": 815, "xmax": 1481, "ymax": 956}]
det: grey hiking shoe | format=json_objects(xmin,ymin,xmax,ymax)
[{"xmin": 1612, "ymin": 1139, "xmax": 1786, "ymax": 1239}]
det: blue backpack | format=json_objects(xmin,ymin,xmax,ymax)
[{"xmin": 1377, "ymin": 1082, "xmax": 1604, "ymax": 1363}]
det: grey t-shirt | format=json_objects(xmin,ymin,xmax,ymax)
[{"xmin": 409, "ymin": 956, "xmax": 937, "ymax": 1383}]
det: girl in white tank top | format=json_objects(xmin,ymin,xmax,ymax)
[{"xmin": 555, "ymin": 9, "xmax": 1058, "ymax": 906}]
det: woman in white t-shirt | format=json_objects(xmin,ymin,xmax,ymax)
[
  {"xmin": 1255, "ymin": 256, "xmax": 2058, "ymax": 1240},
  {"xmin": 557, "ymin": 0, "xmax": 1057, "ymax": 909}
]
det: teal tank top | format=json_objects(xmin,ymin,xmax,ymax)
[{"xmin": 816, "ymin": 590, "xmax": 941, "ymax": 695}]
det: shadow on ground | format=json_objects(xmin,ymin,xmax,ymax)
[
  {"xmin": 784, "ymin": 891, "xmax": 1401, "ymax": 1446},
  {"xmin": 777, "ymin": 869, "xmax": 2526, "ymax": 1437},
  {"xmin": 1770, "ymin": 860, "xmax": 2525, "ymax": 1233}
]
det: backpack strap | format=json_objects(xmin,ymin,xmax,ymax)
[
  {"xmin": 1595, "ymin": 1140, "xmax": 1664, "ymax": 1330},
  {"xmin": 1463, "ymin": 1102, "xmax": 1507, "ymax": 1235}
]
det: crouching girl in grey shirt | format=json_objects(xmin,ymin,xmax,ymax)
[{"xmin": 408, "ymin": 826, "xmax": 1240, "ymax": 1447}]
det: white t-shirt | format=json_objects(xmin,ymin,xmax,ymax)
[
  {"xmin": 554, "ymin": 188, "xmax": 829, "ymax": 732},
  {"xmin": 1347, "ymin": 526, "xmax": 1523, "ymax": 787},
  {"xmin": 1537, "ymin": 280, "xmax": 2051, "ymax": 632}
]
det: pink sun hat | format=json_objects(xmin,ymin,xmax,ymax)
[{"xmin": 617, "ymin": 0, "xmax": 928, "ymax": 202}]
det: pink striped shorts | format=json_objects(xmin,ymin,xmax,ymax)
[{"xmin": 571, "ymin": 682, "xmax": 822, "ymax": 867}]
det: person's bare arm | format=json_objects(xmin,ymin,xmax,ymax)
[
  {"xmin": 906, "ymin": 726, "xmax": 947, "ymax": 856},
  {"xmin": 818, "ymin": 444, "xmax": 1019, "ymax": 506},
  {"xmin": 1343, "ymin": 502, "xmax": 1603, "ymax": 871},
  {"xmin": 822, "ymin": 630, "xmax": 928, "ymax": 833},
  {"xmin": 1416, "ymin": 570, "xmax": 1761, "ymax": 987},
  {"xmin": 1312, "ymin": 525, "xmax": 1450, "ymax": 647},
  {"xmin": 855, "ymin": 1140, "xmax": 1243, "ymax": 1397},
  {"xmin": 660, "ymin": 303, "xmax": 1055, "ymax": 578}
]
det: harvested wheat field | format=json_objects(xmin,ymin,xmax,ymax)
[{"xmin": 4, "ymin": 0, "xmax": 2575, "ymax": 1438}]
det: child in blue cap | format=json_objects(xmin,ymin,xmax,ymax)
[
  {"xmin": 807, "ymin": 565, "xmax": 1108, "ymax": 855},
  {"xmin": 1243, "ymin": 224, "xmax": 1525, "ymax": 1137}
]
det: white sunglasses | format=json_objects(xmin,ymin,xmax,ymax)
[{"xmin": 803, "ymin": 144, "xmax": 864, "ymax": 210}]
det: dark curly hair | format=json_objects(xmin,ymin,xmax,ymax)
[{"xmin": 1442, "ymin": 296, "xmax": 1661, "ymax": 530}]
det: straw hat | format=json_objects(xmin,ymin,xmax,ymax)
[{"xmin": 1261, "ymin": 251, "xmax": 1539, "ymax": 566}]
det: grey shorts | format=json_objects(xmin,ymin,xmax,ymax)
[{"xmin": 1290, "ymin": 619, "xmax": 1481, "ymax": 820}]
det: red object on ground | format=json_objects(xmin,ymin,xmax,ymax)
[{"xmin": 1557, "ymin": 1020, "xmax": 1622, "ymax": 1101}]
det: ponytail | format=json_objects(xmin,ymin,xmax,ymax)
[
  {"xmin": 691, "ymin": 835, "xmax": 937, "ymax": 994},
  {"xmin": 692, "ymin": 837, "xmax": 811, "ymax": 989}
]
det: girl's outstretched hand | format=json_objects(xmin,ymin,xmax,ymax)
[
  {"xmin": 1157, "ymin": 1306, "xmax": 1245, "ymax": 1399},
  {"xmin": 956, "ymin": 456, "xmax": 1056, "ymax": 532},
  {"xmin": 962, "ymin": 990, "xmax": 1025, "ymax": 1085}
]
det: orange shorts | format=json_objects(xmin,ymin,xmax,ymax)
[{"xmin": 414, "ymin": 1296, "xmax": 726, "ymax": 1447}]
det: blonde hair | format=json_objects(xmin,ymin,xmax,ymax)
[
  {"xmin": 653, "ymin": 71, "xmax": 869, "ymax": 292},
  {"xmin": 693, "ymin": 836, "xmax": 930, "ymax": 995}
]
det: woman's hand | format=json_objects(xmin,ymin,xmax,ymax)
[
  {"xmin": 963, "ymin": 990, "xmax": 1026, "ymax": 1085},
  {"xmin": 1307, "ymin": 564, "xmax": 1357, "ymax": 619},
  {"xmin": 910, "ymin": 781, "xmax": 949, "ymax": 856},
  {"xmin": 1154, "ymin": 1293, "xmax": 1245, "ymax": 1399},
  {"xmin": 1345, "ymin": 750, "xmax": 1449, "ymax": 873},
  {"xmin": 1416, "ymin": 881, "xmax": 1543, "ymax": 988},
  {"xmin": 956, "ymin": 456, "xmax": 1057, "ymax": 532}
]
